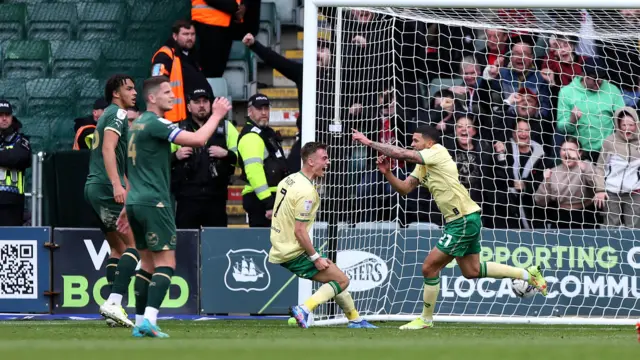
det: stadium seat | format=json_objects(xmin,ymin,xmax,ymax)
[
  {"xmin": 428, "ymin": 77, "xmax": 464, "ymax": 97},
  {"xmin": 275, "ymin": 0, "xmax": 297, "ymax": 25},
  {"xmin": 0, "ymin": 4, "xmax": 26, "ymax": 42},
  {"xmin": 76, "ymin": 78, "xmax": 102, "ymax": 116},
  {"xmin": 99, "ymin": 41, "xmax": 151, "ymax": 78},
  {"xmin": 0, "ymin": 79, "xmax": 27, "ymax": 117},
  {"xmin": 2, "ymin": 40, "xmax": 50, "ymax": 79},
  {"xmin": 26, "ymin": 3, "xmax": 77, "ymax": 41},
  {"xmin": 26, "ymin": 78, "xmax": 77, "ymax": 117},
  {"xmin": 207, "ymin": 77, "xmax": 233, "ymax": 120},
  {"xmin": 223, "ymin": 41, "xmax": 257, "ymax": 101},
  {"xmin": 52, "ymin": 41, "xmax": 101, "ymax": 78},
  {"xmin": 125, "ymin": 1, "xmax": 180, "ymax": 42},
  {"xmin": 257, "ymin": 2, "xmax": 280, "ymax": 49},
  {"xmin": 77, "ymin": 2, "xmax": 125, "ymax": 41}
]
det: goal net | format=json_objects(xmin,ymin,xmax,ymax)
[{"xmin": 302, "ymin": 5, "xmax": 640, "ymax": 326}]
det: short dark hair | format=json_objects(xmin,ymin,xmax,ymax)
[
  {"xmin": 104, "ymin": 74, "xmax": 134, "ymax": 103},
  {"xmin": 301, "ymin": 142, "xmax": 327, "ymax": 162},
  {"xmin": 563, "ymin": 136, "xmax": 580, "ymax": 150},
  {"xmin": 143, "ymin": 76, "xmax": 170, "ymax": 101},
  {"xmin": 172, "ymin": 19, "xmax": 193, "ymax": 34},
  {"xmin": 415, "ymin": 125, "xmax": 440, "ymax": 144}
]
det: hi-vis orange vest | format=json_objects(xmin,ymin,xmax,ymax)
[
  {"xmin": 151, "ymin": 46, "xmax": 186, "ymax": 123},
  {"xmin": 191, "ymin": 0, "xmax": 242, "ymax": 27},
  {"xmin": 72, "ymin": 124, "xmax": 96, "ymax": 150}
]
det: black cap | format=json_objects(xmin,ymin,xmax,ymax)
[
  {"xmin": 188, "ymin": 88, "xmax": 212, "ymax": 101},
  {"xmin": 583, "ymin": 56, "xmax": 605, "ymax": 79},
  {"xmin": 93, "ymin": 98, "xmax": 108, "ymax": 110},
  {"xmin": 0, "ymin": 99, "xmax": 13, "ymax": 115},
  {"xmin": 248, "ymin": 93, "xmax": 270, "ymax": 108}
]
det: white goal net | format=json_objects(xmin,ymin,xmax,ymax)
[{"xmin": 302, "ymin": 5, "xmax": 640, "ymax": 326}]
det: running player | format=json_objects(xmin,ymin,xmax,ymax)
[
  {"xmin": 84, "ymin": 74, "xmax": 138, "ymax": 327},
  {"xmin": 352, "ymin": 125, "xmax": 548, "ymax": 330},
  {"xmin": 270, "ymin": 142, "xmax": 376, "ymax": 329},
  {"xmin": 119, "ymin": 76, "xmax": 231, "ymax": 338}
]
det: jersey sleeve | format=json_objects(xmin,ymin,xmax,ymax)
[
  {"xmin": 410, "ymin": 164, "xmax": 422, "ymax": 179},
  {"xmin": 294, "ymin": 187, "xmax": 316, "ymax": 222},
  {"xmin": 149, "ymin": 118, "xmax": 182, "ymax": 143},
  {"xmin": 105, "ymin": 108, "xmax": 127, "ymax": 136},
  {"xmin": 417, "ymin": 146, "xmax": 447, "ymax": 166}
]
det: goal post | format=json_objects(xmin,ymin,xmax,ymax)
[{"xmin": 300, "ymin": 1, "xmax": 640, "ymax": 326}]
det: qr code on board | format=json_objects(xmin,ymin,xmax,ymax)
[{"xmin": 0, "ymin": 240, "xmax": 37, "ymax": 299}]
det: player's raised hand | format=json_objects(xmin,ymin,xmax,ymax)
[
  {"xmin": 314, "ymin": 257, "xmax": 330, "ymax": 271},
  {"xmin": 242, "ymin": 33, "xmax": 255, "ymax": 46},
  {"xmin": 352, "ymin": 128, "xmax": 371, "ymax": 146},
  {"xmin": 113, "ymin": 183, "xmax": 126, "ymax": 204},
  {"xmin": 377, "ymin": 155, "xmax": 391, "ymax": 174},
  {"xmin": 211, "ymin": 97, "xmax": 232, "ymax": 118}
]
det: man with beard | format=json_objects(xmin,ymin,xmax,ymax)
[
  {"xmin": 442, "ymin": 115, "xmax": 508, "ymax": 227},
  {"xmin": 151, "ymin": 20, "xmax": 211, "ymax": 123},
  {"xmin": 171, "ymin": 88, "xmax": 237, "ymax": 228}
]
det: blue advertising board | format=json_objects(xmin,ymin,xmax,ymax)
[
  {"xmin": 200, "ymin": 228, "xmax": 298, "ymax": 314},
  {"xmin": 51, "ymin": 228, "xmax": 199, "ymax": 315},
  {"xmin": 0, "ymin": 227, "xmax": 51, "ymax": 313},
  {"xmin": 325, "ymin": 228, "xmax": 640, "ymax": 318}
]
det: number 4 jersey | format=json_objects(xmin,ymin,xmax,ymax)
[
  {"xmin": 269, "ymin": 172, "xmax": 320, "ymax": 264},
  {"xmin": 126, "ymin": 111, "xmax": 182, "ymax": 208}
]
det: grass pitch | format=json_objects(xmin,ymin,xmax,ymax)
[{"xmin": 0, "ymin": 320, "xmax": 635, "ymax": 359}]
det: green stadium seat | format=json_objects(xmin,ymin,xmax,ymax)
[
  {"xmin": 223, "ymin": 41, "xmax": 256, "ymax": 101},
  {"xmin": 76, "ymin": 78, "xmax": 102, "ymax": 116},
  {"xmin": 52, "ymin": 41, "xmax": 101, "ymax": 78},
  {"xmin": 26, "ymin": 4, "xmax": 77, "ymax": 41},
  {"xmin": 275, "ymin": 0, "xmax": 296, "ymax": 25},
  {"xmin": 428, "ymin": 77, "xmax": 464, "ymax": 97},
  {"xmin": 99, "ymin": 41, "xmax": 152, "ymax": 78},
  {"xmin": 258, "ymin": 2, "xmax": 280, "ymax": 49},
  {"xmin": 5, "ymin": 0, "xmax": 48, "ymax": 3},
  {"xmin": 0, "ymin": 79, "xmax": 27, "ymax": 117},
  {"xmin": 77, "ymin": 2, "xmax": 125, "ymax": 41},
  {"xmin": 125, "ymin": 1, "xmax": 178, "ymax": 41},
  {"xmin": 207, "ymin": 77, "xmax": 233, "ymax": 120},
  {"xmin": 26, "ymin": 78, "xmax": 77, "ymax": 117},
  {"xmin": 0, "ymin": 4, "xmax": 26, "ymax": 41},
  {"xmin": 2, "ymin": 40, "xmax": 50, "ymax": 79}
]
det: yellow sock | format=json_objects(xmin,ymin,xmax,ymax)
[
  {"xmin": 334, "ymin": 291, "xmax": 360, "ymax": 321},
  {"xmin": 420, "ymin": 277, "xmax": 440, "ymax": 321},
  {"xmin": 482, "ymin": 262, "xmax": 527, "ymax": 279},
  {"xmin": 303, "ymin": 281, "xmax": 341, "ymax": 311}
]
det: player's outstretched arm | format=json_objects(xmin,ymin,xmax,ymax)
[
  {"xmin": 173, "ymin": 98, "xmax": 232, "ymax": 147},
  {"xmin": 352, "ymin": 129, "xmax": 423, "ymax": 164},
  {"xmin": 377, "ymin": 156, "xmax": 420, "ymax": 196}
]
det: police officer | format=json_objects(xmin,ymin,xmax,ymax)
[
  {"xmin": 238, "ymin": 94, "xmax": 289, "ymax": 227},
  {"xmin": 0, "ymin": 100, "xmax": 31, "ymax": 226},
  {"xmin": 171, "ymin": 88, "xmax": 238, "ymax": 228}
]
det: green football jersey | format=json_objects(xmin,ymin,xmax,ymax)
[
  {"xmin": 85, "ymin": 104, "xmax": 128, "ymax": 187},
  {"xmin": 126, "ymin": 111, "xmax": 181, "ymax": 207}
]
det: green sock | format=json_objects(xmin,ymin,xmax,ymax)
[
  {"xmin": 105, "ymin": 257, "xmax": 119, "ymax": 291},
  {"xmin": 147, "ymin": 266, "xmax": 174, "ymax": 310},
  {"xmin": 111, "ymin": 248, "xmax": 140, "ymax": 295},
  {"xmin": 134, "ymin": 270, "xmax": 152, "ymax": 316}
]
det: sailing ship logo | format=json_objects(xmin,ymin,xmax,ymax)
[{"xmin": 224, "ymin": 249, "xmax": 271, "ymax": 292}]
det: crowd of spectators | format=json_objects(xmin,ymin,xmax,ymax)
[{"xmin": 310, "ymin": 8, "xmax": 640, "ymax": 230}]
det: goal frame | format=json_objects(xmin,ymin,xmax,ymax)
[{"xmin": 299, "ymin": 0, "xmax": 639, "ymax": 326}]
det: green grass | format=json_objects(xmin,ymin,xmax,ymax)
[{"xmin": 0, "ymin": 320, "xmax": 636, "ymax": 359}]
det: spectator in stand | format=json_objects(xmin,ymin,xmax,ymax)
[
  {"xmin": 72, "ymin": 98, "xmax": 108, "ymax": 150},
  {"xmin": 442, "ymin": 115, "xmax": 508, "ymax": 227},
  {"xmin": 484, "ymin": 40, "xmax": 552, "ymax": 119},
  {"xmin": 191, "ymin": 0, "xmax": 251, "ymax": 78},
  {"xmin": 502, "ymin": 88, "xmax": 554, "ymax": 154},
  {"xmin": 493, "ymin": 119, "xmax": 550, "ymax": 229},
  {"xmin": 0, "ymin": 100, "xmax": 31, "ymax": 226},
  {"xmin": 450, "ymin": 57, "xmax": 494, "ymax": 118},
  {"xmin": 171, "ymin": 88, "xmax": 238, "ymax": 228},
  {"xmin": 151, "ymin": 20, "xmax": 211, "ymax": 123},
  {"xmin": 597, "ymin": 107, "xmax": 640, "ymax": 228},
  {"xmin": 541, "ymin": 34, "xmax": 584, "ymax": 87},
  {"xmin": 427, "ymin": 89, "xmax": 464, "ymax": 140},
  {"xmin": 600, "ymin": 9, "xmax": 640, "ymax": 102},
  {"xmin": 557, "ymin": 56, "xmax": 625, "ymax": 163},
  {"xmin": 474, "ymin": 28, "xmax": 509, "ymax": 70},
  {"xmin": 534, "ymin": 137, "xmax": 605, "ymax": 229}
]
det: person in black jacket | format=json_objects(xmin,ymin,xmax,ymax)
[
  {"xmin": 0, "ymin": 100, "xmax": 31, "ymax": 226},
  {"xmin": 171, "ymin": 88, "xmax": 238, "ymax": 228},
  {"xmin": 72, "ymin": 98, "xmax": 107, "ymax": 150}
]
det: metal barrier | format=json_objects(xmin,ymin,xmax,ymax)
[{"xmin": 25, "ymin": 152, "xmax": 44, "ymax": 227}]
